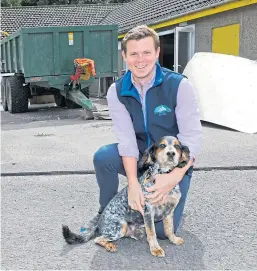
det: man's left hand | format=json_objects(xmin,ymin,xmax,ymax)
[{"xmin": 145, "ymin": 168, "xmax": 185, "ymax": 205}]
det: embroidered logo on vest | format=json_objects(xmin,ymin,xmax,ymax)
[{"xmin": 154, "ymin": 105, "xmax": 172, "ymax": 116}]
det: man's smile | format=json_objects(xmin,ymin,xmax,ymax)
[{"xmin": 135, "ymin": 65, "xmax": 147, "ymax": 69}]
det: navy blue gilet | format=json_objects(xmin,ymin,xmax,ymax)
[{"xmin": 116, "ymin": 63, "xmax": 185, "ymax": 156}]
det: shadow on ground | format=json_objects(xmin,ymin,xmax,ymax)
[
  {"xmin": 88, "ymin": 228, "xmax": 204, "ymax": 270},
  {"xmin": 59, "ymin": 215, "xmax": 205, "ymax": 270}
]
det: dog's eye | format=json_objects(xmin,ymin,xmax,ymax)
[
  {"xmin": 159, "ymin": 144, "xmax": 166, "ymax": 148},
  {"xmin": 174, "ymin": 144, "xmax": 181, "ymax": 149}
]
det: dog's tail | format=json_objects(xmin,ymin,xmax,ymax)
[{"xmin": 62, "ymin": 213, "xmax": 100, "ymax": 245}]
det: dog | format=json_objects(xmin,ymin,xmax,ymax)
[{"xmin": 62, "ymin": 136, "xmax": 190, "ymax": 257}]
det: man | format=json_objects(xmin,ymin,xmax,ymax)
[{"xmin": 93, "ymin": 25, "xmax": 202, "ymax": 239}]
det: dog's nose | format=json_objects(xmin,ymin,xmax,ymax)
[{"xmin": 167, "ymin": 151, "xmax": 175, "ymax": 157}]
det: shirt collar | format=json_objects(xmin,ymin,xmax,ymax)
[{"xmin": 130, "ymin": 66, "xmax": 156, "ymax": 90}]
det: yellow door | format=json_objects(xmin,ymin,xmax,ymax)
[{"xmin": 212, "ymin": 24, "xmax": 240, "ymax": 56}]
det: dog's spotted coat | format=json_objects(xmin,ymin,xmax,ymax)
[{"xmin": 62, "ymin": 136, "xmax": 190, "ymax": 257}]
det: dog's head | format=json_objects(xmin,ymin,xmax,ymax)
[{"xmin": 138, "ymin": 136, "xmax": 190, "ymax": 172}]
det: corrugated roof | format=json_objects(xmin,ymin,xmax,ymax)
[
  {"xmin": 1, "ymin": 4, "xmax": 122, "ymax": 34},
  {"xmin": 102, "ymin": 0, "xmax": 230, "ymax": 33}
]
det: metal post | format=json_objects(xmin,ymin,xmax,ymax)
[{"xmin": 97, "ymin": 78, "xmax": 101, "ymax": 98}]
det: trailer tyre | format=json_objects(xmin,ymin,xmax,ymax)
[
  {"xmin": 6, "ymin": 76, "xmax": 29, "ymax": 113},
  {"xmin": 1, "ymin": 77, "xmax": 8, "ymax": 111}
]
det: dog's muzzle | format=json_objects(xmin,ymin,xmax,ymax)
[{"xmin": 166, "ymin": 151, "xmax": 175, "ymax": 157}]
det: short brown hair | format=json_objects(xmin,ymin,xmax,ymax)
[{"xmin": 121, "ymin": 25, "xmax": 160, "ymax": 54}]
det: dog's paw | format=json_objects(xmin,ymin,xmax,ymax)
[
  {"xmin": 106, "ymin": 242, "xmax": 117, "ymax": 253},
  {"xmin": 170, "ymin": 236, "xmax": 184, "ymax": 245},
  {"xmin": 94, "ymin": 236, "xmax": 117, "ymax": 252},
  {"xmin": 150, "ymin": 246, "xmax": 165, "ymax": 257}
]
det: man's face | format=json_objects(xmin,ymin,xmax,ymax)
[{"xmin": 122, "ymin": 37, "xmax": 160, "ymax": 83}]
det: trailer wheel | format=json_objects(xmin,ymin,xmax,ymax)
[
  {"xmin": 6, "ymin": 76, "xmax": 29, "ymax": 113},
  {"xmin": 54, "ymin": 92, "xmax": 66, "ymax": 107},
  {"xmin": 1, "ymin": 77, "xmax": 8, "ymax": 111}
]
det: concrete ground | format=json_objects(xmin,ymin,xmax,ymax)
[{"xmin": 1, "ymin": 103, "xmax": 257, "ymax": 270}]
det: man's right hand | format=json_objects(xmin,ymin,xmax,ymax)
[{"xmin": 128, "ymin": 180, "xmax": 145, "ymax": 216}]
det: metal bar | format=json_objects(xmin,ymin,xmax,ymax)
[
  {"xmin": 22, "ymin": 33, "xmax": 30, "ymax": 77},
  {"xmin": 13, "ymin": 37, "xmax": 17, "ymax": 72},
  {"xmin": 174, "ymin": 27, "xmax": 179, "ymax": 72},
  {"xmin": 19, "ymin": 34, "xmax": 24, "ymax": 73},
  {"xmin": 2, "ymin": 43, "xmax": 7, "ymax": 71},
  {"xmin": 112, "ymin": 28, "xmax": 118, "ymax": 73},
  {"xmin": 7, "ymin": 41, "xmax": 11, "ymax": 72},
  {"xmin": 53, "ymin": 31, "xmax": 60, "ymax": 75}
]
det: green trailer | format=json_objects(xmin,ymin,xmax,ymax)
[{"xmin": 0, "ymin": 25, "xmax": 118, "ymax": 118}]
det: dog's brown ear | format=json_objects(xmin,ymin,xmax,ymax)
[
  {"xmin": 138, "ymin": 143, "xmax": 156, "ymax": 172},
  {"xmin": 177, "ymin": 145, "xmax": 190, "ymax": 168}
]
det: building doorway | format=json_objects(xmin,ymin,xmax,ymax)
[
  {"xmin": 158, "ymin": 25, "xmax": 195, "ymax": 73},
  {"xmin": 159, "ymin": 33, "xmax": 175, "ymax": 70}
]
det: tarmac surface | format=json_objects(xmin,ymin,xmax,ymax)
[{"xmin": 1, "ymin": 103, "xmax": 257, "ymax": 270}]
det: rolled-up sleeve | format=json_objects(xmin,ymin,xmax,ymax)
[
  {"xmin": 106, "ymin": 83, "xmax": 139, "ymax": 159},
  {"xmin": 175, "ymin": 78, "xmax": 202, "ymax": 160}
]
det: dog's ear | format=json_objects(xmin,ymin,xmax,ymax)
[
  {"xmin": 138, "ymin": 143, "xmax": 157, "ymax": 172},
  {"xmin": 177, "ymin": 144, "xmax": 190, "ymax": 168}
]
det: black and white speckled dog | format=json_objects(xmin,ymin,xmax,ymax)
[{"xmin": 62, "ymin": 136, "xmax": 190, "ymax": 257}]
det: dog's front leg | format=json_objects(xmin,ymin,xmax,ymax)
[
  {"xmin": 163, "ymin": 211, "xmax": 184, "ymax": 245},
  {"xmin": 144, "ymin": 207, "xmax": 165, "ymax": 257}
]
